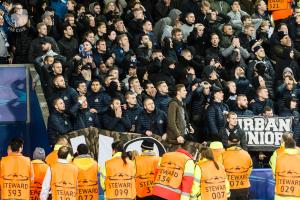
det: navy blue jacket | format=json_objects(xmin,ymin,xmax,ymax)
[
  {"xmin": 277, "ymin": 84, "xmax": 300, "ymax": 113},
  {"xmin": 234, "ymin": 107, "xmax": 254, "ymax": 117},
  {"xmin": 69, "ymin": 103, "xmax": 100, "ymax": 130},
  {"xmin": 279, "ymin": 108, "xmax": 300, "ymax": 146},
  {"xmin": 87, "ymin": 90, "xmax": 111, "ymax": 115},
  {"xmin": 50, "ymin": 87, "xmax": 78, "ymax": 113},
  {"xmin": 47, "ymin": 110, "xmax": 72, "ymax": 145},
  {"xmin": 249, "ymin": 97, "xmax": 274, "ymax": 115},
  {"xmin": 207, "ymin": 101, "xmax": 229, "ymax": 138},
  {"xmin": 136, "ymin": 109, "xmax": 167, "ymax": 136},
  {"xmin": 154, "ymin": 93, "xmax": 171, "ymax": 114},
  {"xmin": 124, "ymin": 104, "xmax": 143, "ymax": 130},
  {"xmin": 102, "ymin": 109, "xmax": 131, "ymax": 132}
]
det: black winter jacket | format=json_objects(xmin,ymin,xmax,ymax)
[{"xmin": 207, "ymin": 101, "xmax": 229, "ymax": 138}]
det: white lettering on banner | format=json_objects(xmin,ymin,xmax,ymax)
[
  {"xmin": 265, "ymin": 118, "xmax": 277, "ymax": 131},
  {"xmin": 238, "ymin": 117, "xmax": 293, "ymax": 151}
]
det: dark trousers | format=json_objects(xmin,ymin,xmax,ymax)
[
  {"xmin": 151, "ymin": 196, "xmax": 166, "ymax": 200},
  {"xmin": 229, "ymin": 188, "xmax": 249, "ymax": 200},
  {"xmin": 0, "ymin": 57, "xmax": 8, "ymax": 64},
  {"xmin": 137, "ymin": 197, "xmax": 156, "ymax": 200}
]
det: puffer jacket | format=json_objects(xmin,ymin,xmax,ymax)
[
  {"xmin": 249, "ymin": 97, "xmax": 274, "ymax": 115},
  {"xmin": 136, "ymin": 109, "xmax": 167, "ymax": 136},
  {"xmin": 207, "ymin": 101, "xmax": 229, "ymax": 139},
  {"xmin": 154, "ymin": 93, "xmax": 171, "ymax": 114}
]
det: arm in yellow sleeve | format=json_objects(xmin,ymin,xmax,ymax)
[
  {"xmin": 225, "ymin": 178, "xmax": 230, "ymax": 198},
  {"xmin": 191, "ymin": 165, "xmax": 201, "ymax": 200},
  {"xmin": 180, "ymin": 160, "xmax": 195, "ymax": 200},
  {"xmin": 269, "ymin": 151, "xmax": 277, "ymax": 175},
  {"xmin": 100, "ymin": 165, "xmax": 106, "ymax": 191},
  {"xmin": 30, "ymin": 160, "xmax": 34, "ymax": 182}
]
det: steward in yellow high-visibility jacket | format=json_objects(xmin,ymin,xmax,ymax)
[
  {"xmin": 273, "ymin": 136, "xmax": 300, "ymax": 200},
  {"xmin": 191, "ymin": 147, "xmax": 230, "ymax": 200}
]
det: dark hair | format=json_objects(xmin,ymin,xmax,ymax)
[
  {"xmin": 110, "ymin": 97, "xmax": 121, "ymax": 104},
  {"xmin": 145, "ymin": 82, "xmax": 154, "ymax": 89},
  {"xmin": 91, "ymin": 79, "xmax": 101, "ymax": 84},
  {"xmin": 76, "ymin": 80, "xmax": 86, "ymax": 89},
  {"xmin": 9, "ymin": 137, "xmax": 24, "ymax": 152},
  {"xmin": 231, "ymin": 0, "xmax": 240, "ymax": 5},
  {"xmin": 111, "ymin": 140, "xmax": 128, "ymax": 165},
  {"xmin": 96, "ymin": 39, "xmax": 106, "ymax": 46},
  {"xmin": 128, "ymin": 76, "xmax": 139, "ymax": 87},
  {"xmin": 199, "ymin": 147, "xmax": 219, "ymax": 170},
  {"xmin": 77, "ymin": 143, "xmax": 89, "ymax": 155},
  {"xmin": 139, "ymin": 33, "xmax": 148, "ymax": 43},
  {"xmin": 143, "ymin": 97, "xmax": 153, "ymax": 105},
  {"xmin": 52, "ymin": 59, "xmax": 62, "ymax": 65},
  {"xmin": 62, "ymin": 23, "xmax": 72, "ymax": 32},
  {"xmin": 241, "ymin": 15, "xmax": 251, "ymax": 23},
  {"xmin": 57, "ymin": 146, "xmax": 70, "ymax": 159}
]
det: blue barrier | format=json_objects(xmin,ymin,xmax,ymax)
[
  {"xmin": 250, "ymin": 169, "xmax": 275, "ymax": 200},
  {"xmin": 97, "ymin": 169, "xmax": 275, "ymax": 199},
  {"xmin": 0, "ymin": 65, "xmax": 49, "ymax": 158}
]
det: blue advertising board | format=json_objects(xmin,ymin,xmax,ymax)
[
  {"xmin": 250, "ymin": 169, "xmax": 275, "ymax": 200},
  {"xmin": 0, "ymin": 67, "xmax": 28, "ymax": 122}
]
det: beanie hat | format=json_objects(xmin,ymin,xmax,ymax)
[
  {"xmin": 253, "ymin": 45, "xmax": 263, "ymax": 53},
  {"xmin": 228, "ymin": 134, "xmax": 240, "ymax": 143},
  {"xmin": 211, "ymin": 85, "xmax": 223, "ymax": 97},
  {"xmin": 283, "ymin": 67, "xmax": 294, "ymax": 77},
  {"xmin": 33, "ymin": 147, "xmax": 46, "ymax": 160},
  {"xmin": 141, "ymin": 139, "xmax": 154, "ymax": 150},
  {"xmin": 203, "ymin": 65, "xmax": 215, "ymax": 79},
  {"xmin": 255, "ymin": 62, "xmax": 266, "ymax": 76},
  {"xmin": 162, "ymin": 57, "xmax": 176, "ymax": 68},
  {"xmin": 278, "ymin": 31, "xmax": 288, "ymax": 41}
]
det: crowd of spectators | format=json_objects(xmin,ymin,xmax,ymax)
[{"xmin": 1, "ymin": 0, "xmax": 300, "ymax": 156}]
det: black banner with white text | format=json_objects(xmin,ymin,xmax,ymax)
[{"xmin": 238, "ymin": 117, "xmax": 293, "ymax": 151}]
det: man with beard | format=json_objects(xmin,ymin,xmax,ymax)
[
  {"xmin": 69, "ymin": 95, "xmax": 100, "ymax": 130},
  {"xmin": 47, "ymin": 98, "xmax": 73, "ymax": 145},
  {"xmin": 219, "ymin": 112, "xmax": 247, "ymax": 150},
  {"xmin": 102, "ymin": 98, "xmax": 131, "ymax": 132},
  {"xmin": 234, "ymin": 94, "xmax": 254, "ymax": 116},
  {"xmin": 50, "ymin": 75, "xmax": 78, "ymax": 113}
]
